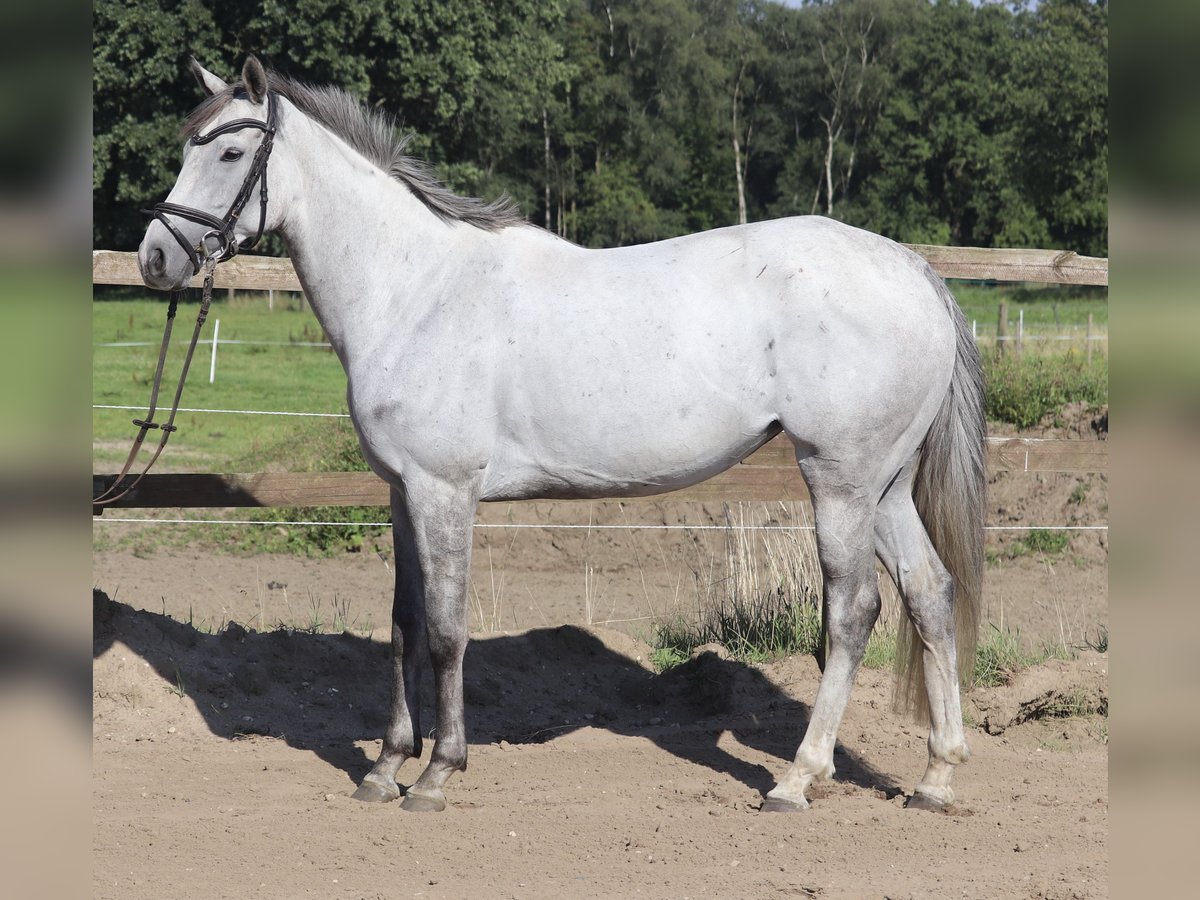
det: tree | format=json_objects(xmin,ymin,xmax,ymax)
[
  {"xmin": 1007, "ymin": 0, "xmax": 1107, "ymax": 256},
  {"xmin": 92, "ymin": 0, "xmax": 1108, "ymax": 255},
  {"xmin": 93, "ymin": 0, "xmax": 221, "ymax": 249},
  {"xmin": 852, "ymin": 0, "xmax": 1027, "ymax": 246}
]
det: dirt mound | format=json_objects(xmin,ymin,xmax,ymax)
[
  {"xmin": 969, "ymin": 650, "xmax": 1109, "ymax": 735},
  {"xmin": 989, "ymin": 402, "xmax": 1108, "ymax": 441}
]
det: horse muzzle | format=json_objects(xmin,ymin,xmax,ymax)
[{"xmin": 138, "ymin": 223, "xmax": 200, "ymax": 292}]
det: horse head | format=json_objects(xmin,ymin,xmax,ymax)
[{"xmin": 138, "ymin": 56, "xmax": 282, "ymax": 290}]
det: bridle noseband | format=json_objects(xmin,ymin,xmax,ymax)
[{"xmin": 143, "ymin": 91, "xmax": 278, "ymax": 274}]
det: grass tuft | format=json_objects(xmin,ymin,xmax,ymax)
[
  {"xmin": 973, "ymin": 625, "xmax": 1073, "ymax": 688},
  {"xmin": 989, "ymin": 529, "xmax": 1071, "ymax": 564},
  {"xmin": 1084, "ymin": 624, "xmax": 1108, "ymax": 654},
  {"xmin": 650, "ymin": 506, "xmax": 825, "ymax": 670}
]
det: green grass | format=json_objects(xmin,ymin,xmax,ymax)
[
  {"xmin": 651, "ymin": 594, "xmax": 1082, "ymax": 704},
  {"xmin": 95, "ymin": 286, "xmax": 1108, "ymax": 470},
  {"xmin": 1068, "ymin": 481, "xmax": 1091, "ymax": 505},
  {"xmin": 648, "ymin": 508, "xmax": 826, "ymax": 670},
  {"xmin": 94, "ymin": 294, "xmax": 392, "ymax": 556},
  {"xmin": 952, "ymin": 283, "xmax": 1108, "ymax": 430},
  {"xmin": 93, "ymin": 294, "xmax": 348, "ymax": 470},
  {"xmin": 95, "ymin": 416, "xmax": 391, "ymax": 558},
  {"xmin": 951, "ymin": 282, "xmax": 1108, "ymax": 336},
  {"xmin": 861, "ymin": 624, "xmax": 898, "ymax": 671}
]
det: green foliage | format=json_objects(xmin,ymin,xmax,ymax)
[
  {"xmin": 1006, "ymin": 0, "xmax": 1109, "ymax": 257},
  {"xmin": 574, "ymin": 161, "xmax": 669, "ymax": 247},
  {"xmin": 649, "ymin": 644, "xmax": 691, "ymax": 673},
  {"xmin": 1019, "ymin": 529, "xmax": 1071, "ymax": 556},
  {"xmin": 989, "ymin": 528, "xmax": 1071, "ymax": 564},
  {"xmin": 93, "ymin": 0, "xmax": 1108, "ymax": 255},
  {"xmin": 237, "ymin": 419, "xmax": 391, "ymax": 557},
  {"xmin": 983, "ymin": 352, "xmax": 1108, "ymax": 429}
]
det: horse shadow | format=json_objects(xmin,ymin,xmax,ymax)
[{"xmin": 93, "ymin": 589, "xmax": 901, "ymax": 801}]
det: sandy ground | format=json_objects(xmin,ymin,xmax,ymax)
[
  {"xmin": 93, "ymin": 411, "xmax": 1108, "ymax": 898},
  {"xmin": 93, "ymin": 590, "xmax": 1107, "ymax": 900}
]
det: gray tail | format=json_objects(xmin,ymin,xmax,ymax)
[{"xmin": 895, "ymin": 275, "xmax": 986, "ymax": 718}]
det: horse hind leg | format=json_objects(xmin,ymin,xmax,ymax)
[
  {"xmin": 874, "ymin": 470, "xmax": 970, "ymax": 810},
  {"xmin": 764, "ymin": 470, "xmax": 880, "ymax": 811}
]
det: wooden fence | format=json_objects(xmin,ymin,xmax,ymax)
[
  {"xmin": 92, "ymin": 245, "xmax": 1108, "ymax": 512},
  {"xmin": 92, "ymin": 244, "xmax": 1109, "ymax": 291}
]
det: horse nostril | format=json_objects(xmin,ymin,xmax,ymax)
[{"xmin": 149, "ymin": 247, "xmax": 165, "ymax": 275}]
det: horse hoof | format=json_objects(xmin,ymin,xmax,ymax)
[
  {"xmin": 400, "ymin": 790, "xmax": 446, "ymax": 813},
  {"xmin": 351, "ymin": 779, "xmax": 400, "ymax": 803},
  {"xmin": 760, "ymin": 795, "xmax": 808, "ymax": 813},
  {"xmin": 905, "ymin": 792, "xmax": 949, "ymax": 813}
]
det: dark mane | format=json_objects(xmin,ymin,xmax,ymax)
[{"xmin": 182, "ymin": 71, "xmax": 525, "ymax": 232}]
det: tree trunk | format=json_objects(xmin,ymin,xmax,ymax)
[
  {"xmin": 733, "ymin": 133, "xmax": 748, "ymax": 226},
  {"xmin": 822, "ymin": 116, "xmax": 841, "ymax": 218},
  {"xmin": 542, "ymin": 108, "xmax": 552, "ymax": 232},
  {"xmin": 732, "ymin": 64, "xmax": 750, "ymax": 226}
]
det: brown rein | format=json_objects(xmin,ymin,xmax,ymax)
[
  {"xmin": 92, "ymin": 261, "xmax": 216, "ymax": 512},
  {"xmin": 94, "ymin": 92, "xmax": 278, "ymax": 513}
]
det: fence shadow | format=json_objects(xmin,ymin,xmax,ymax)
[{"xmin": 93, "ymin": 589, "xmax": 900, "ymax": 801}]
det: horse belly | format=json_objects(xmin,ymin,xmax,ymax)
[
  {"xmin": 480, "ymin": 416, "xmax": 779, "ymax": 501},
  {"xmin": 480, "ymin": 323, "xmax": 784, "ymax": 501}
]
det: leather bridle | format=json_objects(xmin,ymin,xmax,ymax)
[
  {"xmin": 94, "ymin": 91, "xmax": 278, "ymax": 511},
  {"xmin": 143, "ymin": 90, "xmax": 278, "ymax": 275}
]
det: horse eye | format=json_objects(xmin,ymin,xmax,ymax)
[{"xmin": 220, "ymin": 148, "xmax": 243, "ymax": 162}]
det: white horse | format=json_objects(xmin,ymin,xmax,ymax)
[{"xmin": 139, "ymin": 57, "xmax": 985, "ymax": 814}]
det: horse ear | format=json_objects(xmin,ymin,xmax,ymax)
[
  {"xmin": 190, "ymin": 57, "xmax": 228, "ymax": 97},
  {"xmin": 242, "ymin": 56, "xmax": 269, "ymax": 104}
]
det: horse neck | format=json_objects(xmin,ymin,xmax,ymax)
[{"xmin": 276, "ymin": 109, "xmax": 459, "ymax": 359}]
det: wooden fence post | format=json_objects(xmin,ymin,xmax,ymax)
[
  {"xmin": 1086, "ymin": 312, "xmax": 1094, "ymax": 368},
  {"xmin": 997, "ymin": 300, "xmax": 1009, "ymax": 357}
]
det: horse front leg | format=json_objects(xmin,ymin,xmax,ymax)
[
  {"xmin": 391, "ymin": 472, "xmax": 478, "ymax": 813},
  {"xmin": 353, "ymin": 487, "xmax": 429, "ymax": 803}
]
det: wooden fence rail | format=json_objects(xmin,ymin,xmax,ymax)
[
  {"xmin": 93, "ymin": 243, "xmax": 1108, "ymax": 513},
  {"xmin": 93, "ymin": 245, "xmax": 1109, "ymax": 289},
  {"xmin": 93, "ymin": 436, "xmax": 1107, "ymax": 509}
]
